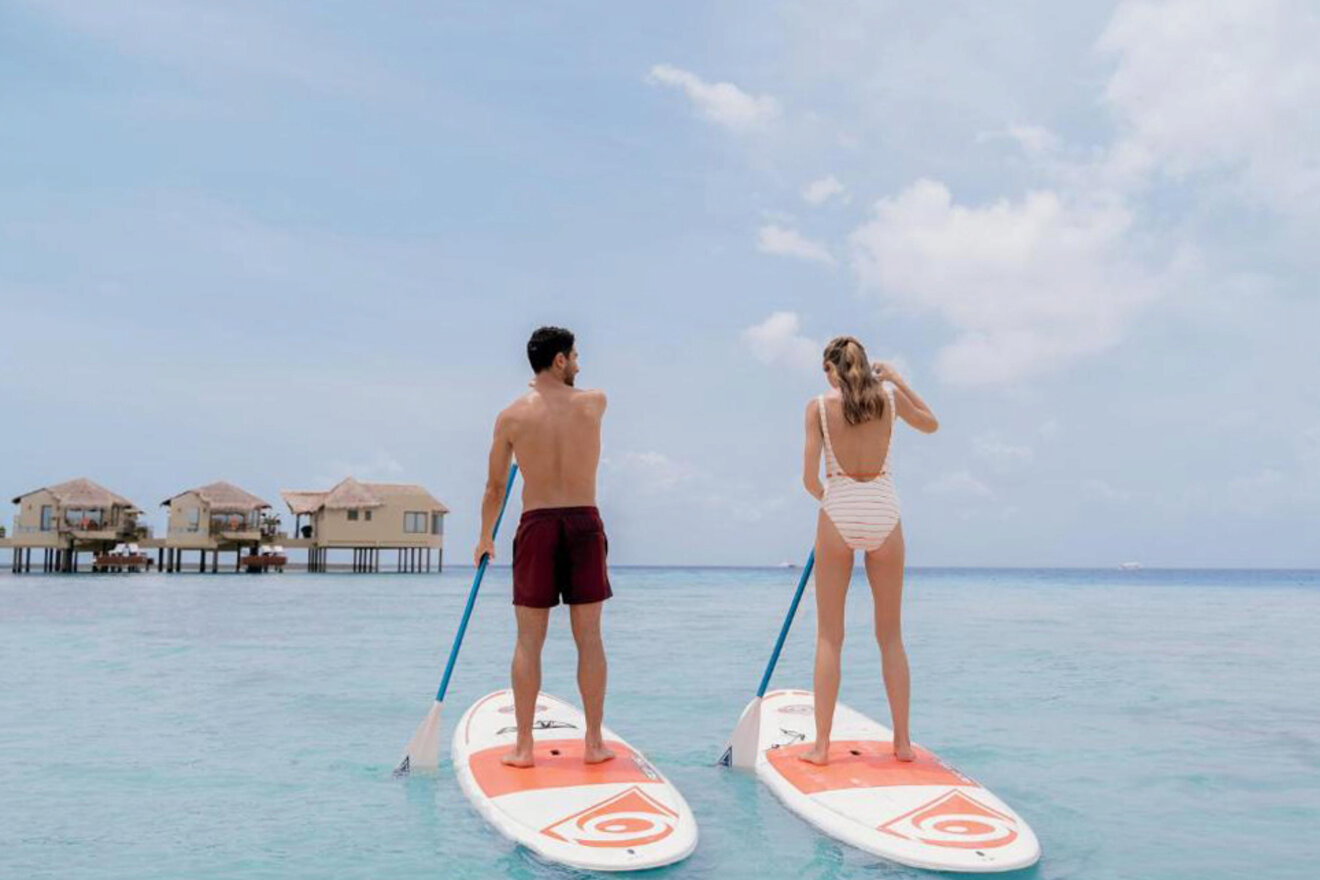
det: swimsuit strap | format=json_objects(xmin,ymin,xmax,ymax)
[{"xmin": 817, "ymin": 395, "xmax": 841, "ymax": 473}]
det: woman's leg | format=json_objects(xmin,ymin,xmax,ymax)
[
  {"xmin": 864, "ymin": 522, "xmax": 913, "ymax": 761},
  {"xmin": 801, "ymin": 509, "xmax": 854, "ymax": 765}
]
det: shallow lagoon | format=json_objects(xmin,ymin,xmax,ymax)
[{"xmin": 2, "ymin": 567, "xmax": 1317, "ymax": 879}]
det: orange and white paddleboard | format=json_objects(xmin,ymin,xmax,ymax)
[
  {"xmin": 753, "ymin": 689, "xmax": 1040, "ymax": 872},
  {"xmin": 453, "ymin": 690, "xmax": 698, "ymax": 871}
]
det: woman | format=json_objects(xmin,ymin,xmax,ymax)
[{"xmin": 800, "ymin": 336, "xmax": 939, "ymax": 765}]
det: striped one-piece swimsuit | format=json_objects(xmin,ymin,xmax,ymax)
[{"xmin": 818, "ymin": 384, "xmax": 901, "ymax": 551}]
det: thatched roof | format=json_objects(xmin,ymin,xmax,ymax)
[
  {"xmin": 322, "ymin": 476, "xmax": 384, "ymax": 510},
  {"xmin": 281, "ymin": 491, "xmax": 327, "ymax": 515},
  {"xmin": 12, "ymin": 477, "xmax": 138, "ymax": 511},
  {"xmin": 161, "ymin": 481, "xmax": 271, "ymax": 512},
  {"xmin": 359, "ymin": 481, "xmax": 449, "ymax": 513},
  {"xmin": 280, "ymin": 477, "xmax": 449, "ymax": 515}
]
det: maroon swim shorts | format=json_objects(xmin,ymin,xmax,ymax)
[{"xmin": 511, "ymin": 506, "xmax": 612, "ymax": 608}]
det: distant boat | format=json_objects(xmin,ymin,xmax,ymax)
[
  {"xmin": 777, "ymin": 561, "xmax": 796, "ymax": 569},
  {"xmin": 1118, "ymin": 561, "xmax": 1142, "ymax": 571}
]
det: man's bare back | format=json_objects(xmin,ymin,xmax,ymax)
[{"xmin": 498, "ymin": 379, "xmax": 605, "ymax": 512}]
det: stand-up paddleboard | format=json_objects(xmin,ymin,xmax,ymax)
[
  {"xmin": 752, "ymin": 689, "xmax": 1040, "ymax": 873},
  {"xmin": 454, "ymin": 690, "xmax": 698, "ymax": 871}
]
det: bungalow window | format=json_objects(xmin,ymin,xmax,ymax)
[
  {"xmin": 40, "ymin": 505, "xmax": 53, "ymax": 531},
  {"xmin": 404, "ymin": 512, "xmax": 427, "ymax": 533},
  {"xmin": 64, "ymin": 508, "xmax": 102, "ymax": 529},
  {"xmin": 364, "ymin": 510, "xmax": 372, "ymax": 522},
  {"xmin": 187, "ymin": 509, "xmax": 200, "ymax": 533},
  {"xmin": 347, "ymin": 509, "xmax": 359, "ymax": 521},
  {"xmin": 431, "ymin": 513, "xmax": 444, "ymax": 535}
]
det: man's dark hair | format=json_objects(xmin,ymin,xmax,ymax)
[{"xmin": 527, "ymin": 326, "xmax": 575, "ymax": 373}]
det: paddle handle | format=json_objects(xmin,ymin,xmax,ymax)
[
  {"xmin": 435, "ymin": 462, "xmax": 519, "ymax": 702},
  {"xmin": 755, "ymin": 548, "xmax": 815, "ymax": 698}
]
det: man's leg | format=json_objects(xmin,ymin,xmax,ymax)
[
  {"xmin": 502, "ymin": 605, "xmax": 550, "ymax": 768},
  {"xmin": 569, "ymin": 600, "xmax": 614, "ymax": 764}
]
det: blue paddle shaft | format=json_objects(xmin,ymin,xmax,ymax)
[
  {"xmin": 755, "ymin": 549, "xmax": 815, "ymax": 698},
  {"xmin": 435, "ymin": 462, "xmax": 519, "ymax": 702}
]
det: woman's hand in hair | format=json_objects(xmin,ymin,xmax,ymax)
[{"xmin": 872, "ymin": 361, "xmax": 903, "ymax": 385}]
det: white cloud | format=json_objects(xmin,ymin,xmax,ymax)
[
  {"xmin": 849, "ymin": 178, "xmax": 1164, "ymax": 386},
  {"xmin": 802, "ymin": 175, "xmax": 848, "ymax": 205},
  {"xmin": 647, "ymin": 64, "xmax": 780, "ymax": 132},
  {"xmin": 742, "ymin": 311, "xmax": 820, "ymax": 372},
  {"xmin": 1008, "ymin": 124, "xmax": 1061, "ymax": 156},
  {"xmin": 1098, "ymin": 0, "xmax": 1320, "ymax": 216},
  {"xmin": 972, "ymin": 434, "xmax": 1034, "ymax": 473},
  {"xmin": 924, "ymin": 470, "xmax": 993, "ymax": 499},
  {"xmin": 976, "ymin": 124, "xmax": 1061, "ymax": 156},
  {"xmin": 757, "ymin": 224, "xmax": 835, "ymax": 266},
  {"xmin": 606, "ymin": 451, "xmax": 694, "ymax": 494}
]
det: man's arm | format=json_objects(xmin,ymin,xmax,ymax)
[{"xmin": 473, "ymin": 411, "xmax": 514, "ymax": 565}]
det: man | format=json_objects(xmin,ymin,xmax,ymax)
[{"xmin": 474, "ymin": 326, "xmax": 614, "ymax": 767}]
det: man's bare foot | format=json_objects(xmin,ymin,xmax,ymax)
[
  {"xmin": 798, "ymin": 744, "xmax": 830, "ymax": 766},
  {"xmin": 583, "ymin": 742, "xmax": 616, "ymax": 764},
  {"xmin": 500, "ymin": 747, "xmax": 535, "ymax": 768},
  {"xmin": 893, "ymin": 740, "xmax": 915, "ymax": 762}
]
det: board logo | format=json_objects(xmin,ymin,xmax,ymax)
[
  {"xmin": 497, "ymin": 702, "xmax": 547, "ymax": 714},
  {"xmin": 541, "ymin": 786, "xmax": 678, "ymax": 849},
  {"xmin": 878, "ymin": 789, "xmax": 1018, "ymax": 850},
  {"xmin": 777, "ymin": 704, "xmax": 813, "ymax": 715}
]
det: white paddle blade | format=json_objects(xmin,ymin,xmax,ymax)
[
  {"xmin": 724, "ymin": 696, "xmax": 762, "ymax": 770},
  {"xmin": 396, "ymin": 700, "xmax": 443, "ymax": 774}
]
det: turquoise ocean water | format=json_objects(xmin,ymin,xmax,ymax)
[{"xmin": 2, "ymin": 566, "xmax": 1317, "ymax": 879}]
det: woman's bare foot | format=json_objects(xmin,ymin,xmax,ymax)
[
  {"xmin": 798, "ymin": 743, "xmax": 831, "ymax": 766},
  {"xmin": 500, "ymin": 746, "xmax": 535, "ymax": 768},
  {"xmin": 893, "ymin": 739, "xmax": 915, "ymax": 762},
  {"xmin": 583, "ymin": 742, "xmax": 616, "ymax": 764}
]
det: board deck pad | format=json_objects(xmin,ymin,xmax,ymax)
[
  {"xmin": 754, "ymin": 689, "xmax": 1040, "ymax": 872},
  {"xmin": 454, "ymin": 690, "xmax": 698, "ymax": 871}
]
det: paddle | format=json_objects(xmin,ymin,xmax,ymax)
[
  {"xmin": 395, "ymin": 463, "xmax": 519, "ymax": 775},
  {"xmin": 719, "ymin": 548, "xmax": 816, "ymax": 769}
]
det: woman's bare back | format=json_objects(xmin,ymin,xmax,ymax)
[{"xmin": 819, "ymin": 392, "xmax": 894, "ymax": 479}]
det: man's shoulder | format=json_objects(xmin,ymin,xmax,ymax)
[
  {"xmin": 575, "ymin": 387, "xmax": 607, "ymax": 411},
  {"xmin": 497, "ymin": 391, "xmax": 539, "ymax": 423},
  {"xmin": 564, "ymin": 386, "xmax": 605, "ymax": 402}
]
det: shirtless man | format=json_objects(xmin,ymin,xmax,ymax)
[{"xmin": 474, "ymin": 326, "xmax": 615, "ymax": 768}]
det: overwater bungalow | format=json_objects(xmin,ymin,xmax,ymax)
[
  {"xmin": 281, "ymin": 477, "xmax": 448, "ymax": 572},
  {"xmin": 5, "ymin": 477, "xmax": 147, "ymax": 572},
  {"xmin": 159, "ymin": 481, "xmax": 279, "ymax": 573}
]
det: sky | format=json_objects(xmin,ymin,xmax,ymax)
[{"xmin": 1, "ymin": 1, "xmax": 1317, "ymax": 567}]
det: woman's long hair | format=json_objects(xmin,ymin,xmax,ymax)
[{"xmin": 823, "ymin": 336, "xmax": 884, "ymax": 425}]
